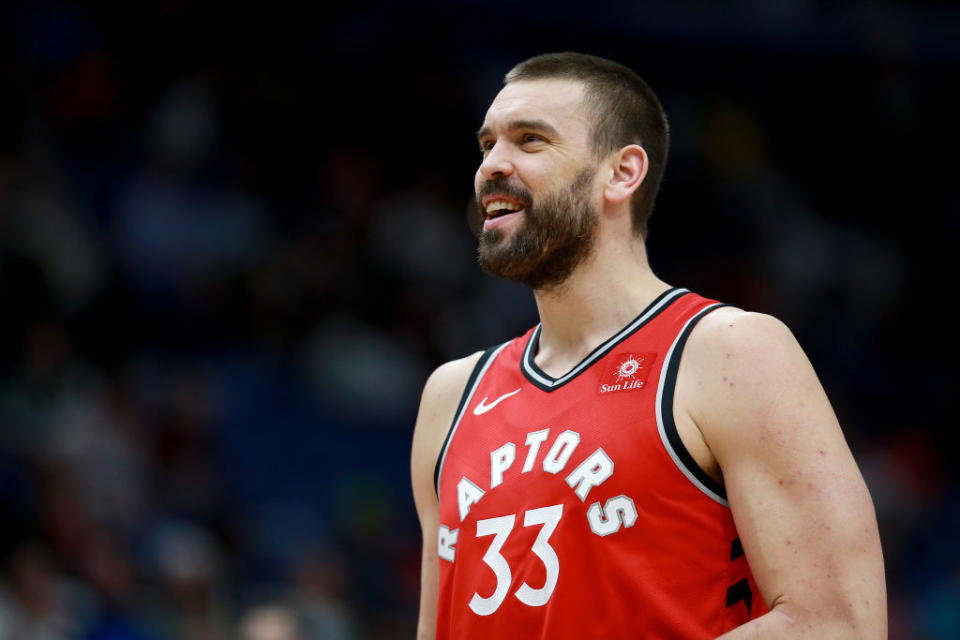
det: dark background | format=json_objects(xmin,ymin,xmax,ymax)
[{"xmin": 0, "ymin": 1, "xmax": 957, "ymax": 638}]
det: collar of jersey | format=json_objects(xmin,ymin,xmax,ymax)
[{"xmin": 520, "ymin": 287, "xmax": 690, "ymax": 392}]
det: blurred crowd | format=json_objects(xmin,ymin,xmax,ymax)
[{"xmin": 1, "ymin": 1, "xmax": 958, "ymax": 639}]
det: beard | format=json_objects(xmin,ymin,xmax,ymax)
[{"xmin": 476, "ymin": 166, "xmax": 598, "ymax": 291}]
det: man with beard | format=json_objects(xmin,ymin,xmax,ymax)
[{"xmin": 411, "ymin": 53, "xmax": 886, "ymax": 639}]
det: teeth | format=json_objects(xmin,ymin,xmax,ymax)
[{"xmin": 485, "ymin": 200, "xmax": 522, "ymax": 215}]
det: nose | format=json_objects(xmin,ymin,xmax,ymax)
[{"xmin": 477, "ymin": 141, "xmax": 514, "ymax": 181}]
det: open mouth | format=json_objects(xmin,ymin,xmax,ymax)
[
  {"xmin": 485, "ymin": 198, "xmax": 524, "ymax": 217},
  {"xmin": 482, "ymin": 197, "xmax": 526, "ymax": 229}
]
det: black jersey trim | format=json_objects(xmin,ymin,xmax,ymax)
[
  {"xmin": 434, "ymin": 341, "xmax": 510, "ymax": 497},
  {"xmin": 655, "ymin": 303, "xmax": 731, "ymax": 505},
  {"xmin": 521, "ymin": 287, "xmax": 690, "ymax": 392}
]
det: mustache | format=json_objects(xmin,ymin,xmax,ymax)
[
  {"xmin": 468, "ymin": 178, "xmax": 534, "ymax": 238},
  {"xmin": 476, "ymin": 178, "xmax": 533, "ymax": 209}
]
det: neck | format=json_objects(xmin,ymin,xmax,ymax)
[{"xmin": 531, "ymin": 233, "xmax": 670, "ymax": 377}]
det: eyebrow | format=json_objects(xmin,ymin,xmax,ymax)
[{"xmin": 476, "ymin": 119, "xmax": 561, "ymax": 142}]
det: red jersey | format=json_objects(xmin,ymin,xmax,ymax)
[{"xmin": 434, "ymin": 288, "xmax": 767, "ymax": 639}]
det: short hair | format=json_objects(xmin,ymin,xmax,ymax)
[{"xmin": 505, "ymin": 52, "xmax": 670, "ymax": 238}]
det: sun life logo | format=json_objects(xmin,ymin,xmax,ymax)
[
  {"xmin": 600, "ymin": 351, "xmax": 656, "ymax": 394},
  {"xmin": 615, "ymin": 355, "xmax": 644, "ymax": 381}
]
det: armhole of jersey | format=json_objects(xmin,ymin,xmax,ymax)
[
  {"xmin": 655, "ymin": 303, "xmax": 731, "ymax": 506},
  {"xmin": 433, "ymin": 342, "xmax": 510, "ymax": 497}
]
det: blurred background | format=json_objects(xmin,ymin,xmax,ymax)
[{"xmin": 0, "ymin": 1, "xmax": 957, "ymax": 638}]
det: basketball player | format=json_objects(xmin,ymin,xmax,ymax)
[{"xmin": 411, "ymin": 53, "xmax": 886, "ymax": 639}]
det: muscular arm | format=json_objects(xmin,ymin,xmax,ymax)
[
  {"xmin": 680, "ymin": 310, "xmax": 886, "ymax": 639},
  {"xmin": 410, "ymin": 353, "xmax": 483, "ymax": 640}
]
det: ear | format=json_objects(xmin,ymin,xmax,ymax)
[{"xmin": 603, "ymin": 145, "xmax": 648, "ymax": 206}]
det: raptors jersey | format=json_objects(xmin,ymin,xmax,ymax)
[{"xmin": 433, "ymin": 288, "xmax": 767, "ymax": 639}]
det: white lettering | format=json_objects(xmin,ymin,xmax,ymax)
[
  {"xmin": 469, "ymin": 514, "xmax": 515, "ymax": 615},
  {"xmin": 565, "ymin": 448, "xmax": 614, "ymax": 501},
  {"xmin": 468, "ymin": 505, "xmax": 564, "ymax": 615},
  {"xmin": 522, "ymin": 429, "xmax": 550, "ymax": 472},
  {"xmin": 514, "ymin": 504, "xmax": 563, "ymax": 607},
  {"xmin": 490, "ymin": 443, "xmax": 516, "ymax": 489},
  {"xmin": 542, "ymin": 430, "xmax": 580, "ymax": 474},
  {"xmin": 587, "ymin": 495, "xmax": 638, "ymax": 536},
  {"xmin": 438, "ymin": 525, "xmax": 458, "ymax": 562},
  {"xmin": 457, "ymin": 476, "xmax": 485, "ymax": 521}
]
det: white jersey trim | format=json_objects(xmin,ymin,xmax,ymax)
[{"xmin": 522, "ymin": 288, "xmax": 690, "ymax": 389}]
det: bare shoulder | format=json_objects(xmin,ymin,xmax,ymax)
[
  {"xmin": 684, "ymin": 307, "xmax": 801, "ymax": 371},
  {"xmin": 681, "ymin": 307, "xmax": 886, "ymax": 636},
  {"xmin": 680, "ymin": 308, "xmax": 815, "ymax": 434},
  {"xmin": 415, "ymin": 352, "xmax": 486, "ymax": 447},
  {"xmin": 422, "ymin": 352, "xmax": 486, "ymax": 407},
  {"xmin": 410, "ymin": 351, "xmax": 485, "ymax": 512},
  {"xmin": 410, "ymin": 352, "xmax": 484, "ymax": 640}
]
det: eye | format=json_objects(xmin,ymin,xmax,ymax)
[
  {"xmin": 479, "ymin": 140, "xmax": 495, "ymax": 154},
  {"xmin": 521, "ymin": 133, "xmax": 545, "ymax": 146}
]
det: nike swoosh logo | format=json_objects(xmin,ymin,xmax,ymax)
[{"xmin": 473, "ymin": 388, "xmax": 522, "ymax": 416}]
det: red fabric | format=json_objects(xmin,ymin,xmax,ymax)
[{"xmin": 436, "ymin": 291, "xmax": 768, "ymax": 639}]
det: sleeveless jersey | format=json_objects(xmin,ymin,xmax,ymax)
[{"xmin": 433, "ymin": 288, "xmax": 767, "ymax": 639}]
